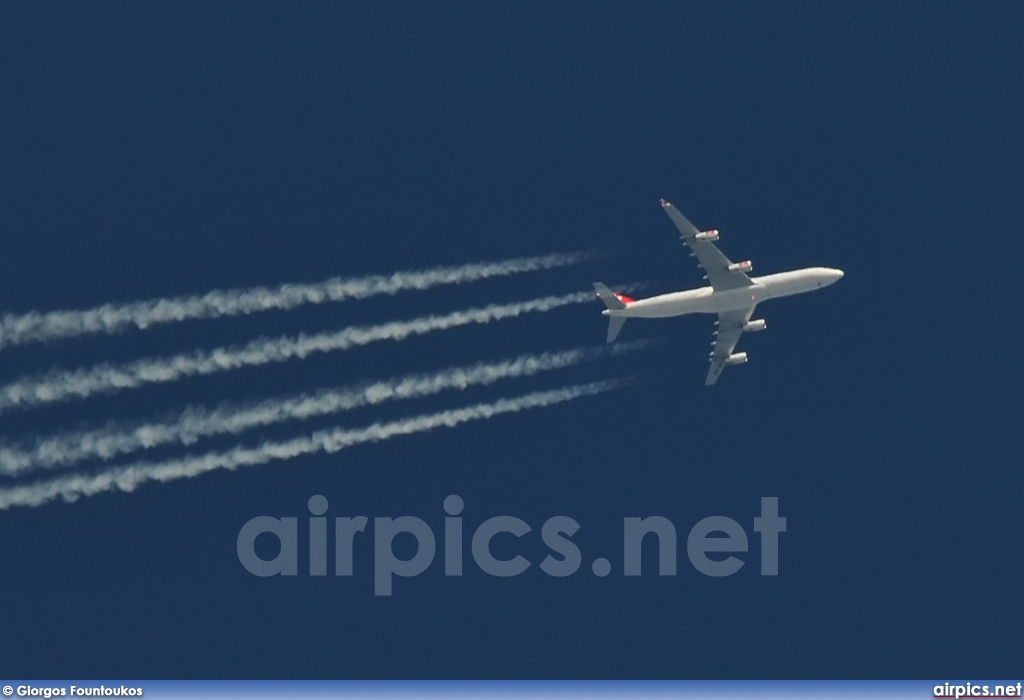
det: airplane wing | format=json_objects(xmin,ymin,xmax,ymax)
[
  {"xmin": 660, "ymin": 199, "xmax": 753, "ymax": 291},
  {"xmin": 705, "ymin": 306, "xmax": 756, "ymax": 386}
]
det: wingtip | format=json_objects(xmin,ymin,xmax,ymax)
[{"xmin": 659, "ymin": 198, "xmax": 670, "ymax": 207}]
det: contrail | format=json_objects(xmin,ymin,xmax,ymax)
[
  {"xmin": 0, "ymin": 379, "xmax": 632, "ymax": 510},
  {"xmin": 0, "ymin": 341, "xmax": 650, "ymax": 476},
  {"xmin": 0, "ymin": 291, "xmax": 597, "ymax": 415},
  {"xmin": 0, "ymin": 251, "xmax": 600, "ymax": 351}
]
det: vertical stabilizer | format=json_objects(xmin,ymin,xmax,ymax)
[{"xmin": 593, "ymin": 282, "xmax": 629, "ymax": 343}]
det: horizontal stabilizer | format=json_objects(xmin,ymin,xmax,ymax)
[
  {"xmin": 606, "ymin": 316, "xmax": 627, "ymax": 343},
  {"xmin": 594, "ymin": 282, "xmax": 629, "ymax": 342}
]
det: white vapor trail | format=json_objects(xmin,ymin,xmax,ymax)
[
  {"xmin": 0, "ymin": 341, "xmax": 650, "ymax": 476},
  {"xmin": 0, "ymin": 251, "xmax": 599, "ymax": 351},
  {"xmin": 0, "ymin": 291, "xmax": 596, "ymax": 415},
  {"xmin": 0, "ymin": 379, "xmax": 631, "ymax": 510}
]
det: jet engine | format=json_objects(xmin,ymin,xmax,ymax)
[
  {"xmin": 724, "ymin": 352, "xmax": 748, "ymax": 365},
  {"xmin": 728, "ymin": 260, "xmax": 753, "ymax": 273},
  {"xmin": 743, "ymin": 319, "xmax": 767, "ymax": 332},
  {"xmin": 695, "ymin": 229, "xmax": 719, "ymax": 242}
]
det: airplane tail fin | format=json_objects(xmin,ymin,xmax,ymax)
[
  {"xmin": 593, "ymin": 282, "xmax": 631, "ymax": 343},
  {"xmin": 593, "ymin": 282, "xmax": 626, "ymax": 310}
]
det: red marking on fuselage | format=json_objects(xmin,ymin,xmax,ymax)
[{"xmin": 614, "ymin": 293, "xmax": 635, "ymax": 304}]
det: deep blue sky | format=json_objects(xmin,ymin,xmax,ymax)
[{"xmin": 1, "ymin": 3, "xmax": 1022, "ymax": 679}]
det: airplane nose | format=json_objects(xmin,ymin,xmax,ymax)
[{"xmin": 835, "ymin": 270, "xmax": 844, "ymax": 279}]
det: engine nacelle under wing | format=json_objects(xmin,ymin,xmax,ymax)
[
  {"xmin": 695, "ymin": 229, "xmax": 719, "ymax": 242},
  {"xmin": 743, "ymin": 319, "xmax": 767, "ymax": 332},
  {"xmin": 724, "ymin": 352, "xmax": 748, "ymax": 365},
  {"xmin": 727, "ymin": 260, "xmax": 752, "ymax": 273}
]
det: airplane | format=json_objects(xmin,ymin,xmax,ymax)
[{"xmin": 594, "ymin": 199, "xmax": 843, "ymax": 385}]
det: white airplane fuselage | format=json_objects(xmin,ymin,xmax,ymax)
[{"xmin": 602, "ymin": 267, "xmax": 844, "ymax": 319}]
